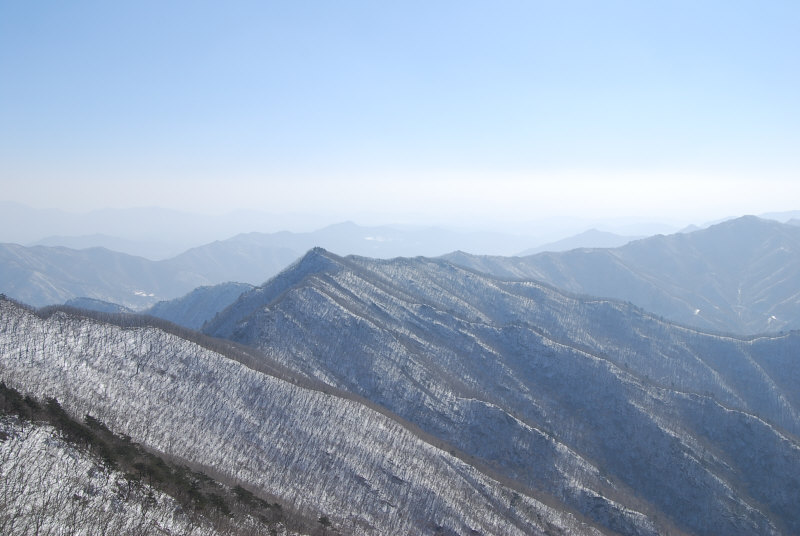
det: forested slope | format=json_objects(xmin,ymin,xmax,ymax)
[
  {"xmin": 206, "ymin": 248, "xmax": 800, "ymax": 536},
  {"xmin": 0, "ymin": 297, "xmax": 600, "ymax": 536}
]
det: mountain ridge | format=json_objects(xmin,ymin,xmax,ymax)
[
  {"xmin": 443, "ymin": 216, "xmax": 800, "ymax": 334},
  {"xmin": 0, "ymin": 296, "xmax": 605, "ymax": 535},
  {"xmin": 205, "ymin": 247, "xmax": 800, "ymax": 536}
]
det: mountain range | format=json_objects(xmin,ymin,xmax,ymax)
[
  {"xmin": 2, "ymin": 201, "xmax": 682, "ymax": 261},
  {"xmin": 445, "ymin": 216, "xmax": 800, "ymax": 334},
  {"xmin": 3, "ymin": 215, "xmax": 798, "ymax": 337},
  {"xmin": 0, "ymin": 222, "xmax": 538, "ymax": 309},
  {"xmin": 2, "ymin": 212, "xmax": 800, "ymax": 535}
]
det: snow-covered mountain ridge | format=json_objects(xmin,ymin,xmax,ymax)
[
  {"xmin": 0, "ymin": 297, "xmax": 601, "ymax": 536},
  {"xmin": 206, "ymin": 247, "xmax": 800, "ymax": 536}
]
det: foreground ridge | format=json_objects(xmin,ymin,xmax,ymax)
[{"xmin": 0, "ymin": 296, "xmax": 602, "ymax": 536}]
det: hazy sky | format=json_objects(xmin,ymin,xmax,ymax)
[{"xmin": 1, "ymin": 1, "xmax": 798, "ymax": 226}]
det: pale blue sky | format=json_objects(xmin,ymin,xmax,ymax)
[{"xmin": 1, "ymin": 1, "xmax": 798, "ymax": 225}]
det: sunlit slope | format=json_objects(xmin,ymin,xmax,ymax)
[
  {"xmin": 206, "ymin": 248, "xmax": 800, "ymax": 536},
  {"xmin": 0, "ymin": 297, "xmax": 600, "ymax": 536}
]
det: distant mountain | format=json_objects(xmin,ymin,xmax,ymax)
[
  {"xmin": 32, "ymin": 233, "xmax": 188, "ymax": 260},
  {"xmin": 0, "ymin": 202, "xmax": 230, "ymax": 255},
  {"xmin": 444, "ymin": 216, "xmax": 800, "ymax": 334},
  {"xmin": 162, "ymin": 223, "xmax": 534, "ymax": 291},
  {"xmin": 517, "ymin": 228, "xmax": 640, "ymax": 255},
  {"xmin": 143, "ymin": 282, "xmax": 254, "ymax": 330},
  {"xmin": 176, "ymin": 222, "xmax": 540, "ymax": 266},
  {"xmin": 760, "ymin": 209, "xmax": 800, "ymax": 223},
  {"xmin": 0, "ymin": 297, "xmax": 599, "ymax": 536},
  {"xmin": 0, "ymin": 222, "xmax": 542, "ymax": 309},
  {"xmin": 164, "ymin": 236, "xmax": 300, "ymax": 289},
  {"xmin": 0, "ymin": 202, "xmax": 339, "ymax": 256},
  {"xmin": 64, "ymin": 296, "xmax": 134, "ymax": 314},
  {"xmin": 0, "ymin": 237, "xmax": 292, "ymax": 309},
  {"xmin": 1, "ymin": 201, "xmax": 541, "ymax": 260},
  {"xmin": 0, "ymin": 244, "xmax": 196, "ymax": 309},
  {"xmin": 205, "ymin": 248, "xmax": 800, "ymax": 536},
  {"xmin": 285, "ymin": 221, "xmax": 538, "ymax": 257}
]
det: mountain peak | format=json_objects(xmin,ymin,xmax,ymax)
[
  {"xmin": 201, "ymin": 247, "xmax": 344, "ymax": 339},
  {"xmin": 299, "ymin": 246, "xmax": 341, "ymax": 267}
]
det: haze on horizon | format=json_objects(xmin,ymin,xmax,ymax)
[{"xmin": 1, "ymin": 1, "xmax": 798, "ymax": 230}]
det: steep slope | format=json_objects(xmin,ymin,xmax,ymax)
[
  {"xmin": 144, "ymin": 282, "xmax": 254, "ymax": 330},
  {"xmin": 444, "ymin": 216, "xmax": 800, "ymax": 334},
  {"xmin": 0, "ymin": 297, "xmax": 602, "ymax": 536},
  {"xmin": 0, "ymin": 415, "xmax": 302, "ymax": 536},
  {"xmin": 206, "ymin": 249, "xmax": 800, "ymax": 536},
  {"xmin": 1, "ymin": 419, "xmax": 223, "ymax": 536}
]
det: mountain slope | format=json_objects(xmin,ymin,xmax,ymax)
[
  {"xmin": 0, "ymin": 297, "xmax": 601, "ymax": 536},
  {"xmin": 0, "ymin": 244, "xmax": 188, "ymax": 309},
  {"xmin": 1, "ymin": 419, "xmax": 225, "ymax": 536},
  {"xmin": 143, "ymin": 282, "xmax": 254, "ymax": 330},
  {"xmin": 0, "ymin": 411, "xmax": 302, "ymax": 536},
  {"xmin": 444, "ymin": 216, "xmax": 800, "ymax": 334},
  {"xmin": 206, "ymin": 248, "xmax": 800, "ymax": 536}
]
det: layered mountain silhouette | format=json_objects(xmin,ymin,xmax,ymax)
[
  {"xmin": 445, "ymin": 216, "xmax": 800, "ymax": 334},
  {"xmin": 1, "ymin": 202, "xmax": 539, "ymax": 259},
  {"xmin": 0, "ymin": 222, "xmax": 535, "ymax": 309},
  {"xmin": 5, "ymin": 216, "xmax": 797, "ymax": 333},
  {"xmin": 204, "ymin": 248, "xmax": 800, "ymax": 536}
]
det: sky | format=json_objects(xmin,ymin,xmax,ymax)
[{"xmin": 1, "ymin": 1, "xmax": 799, "ymax": 229}]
